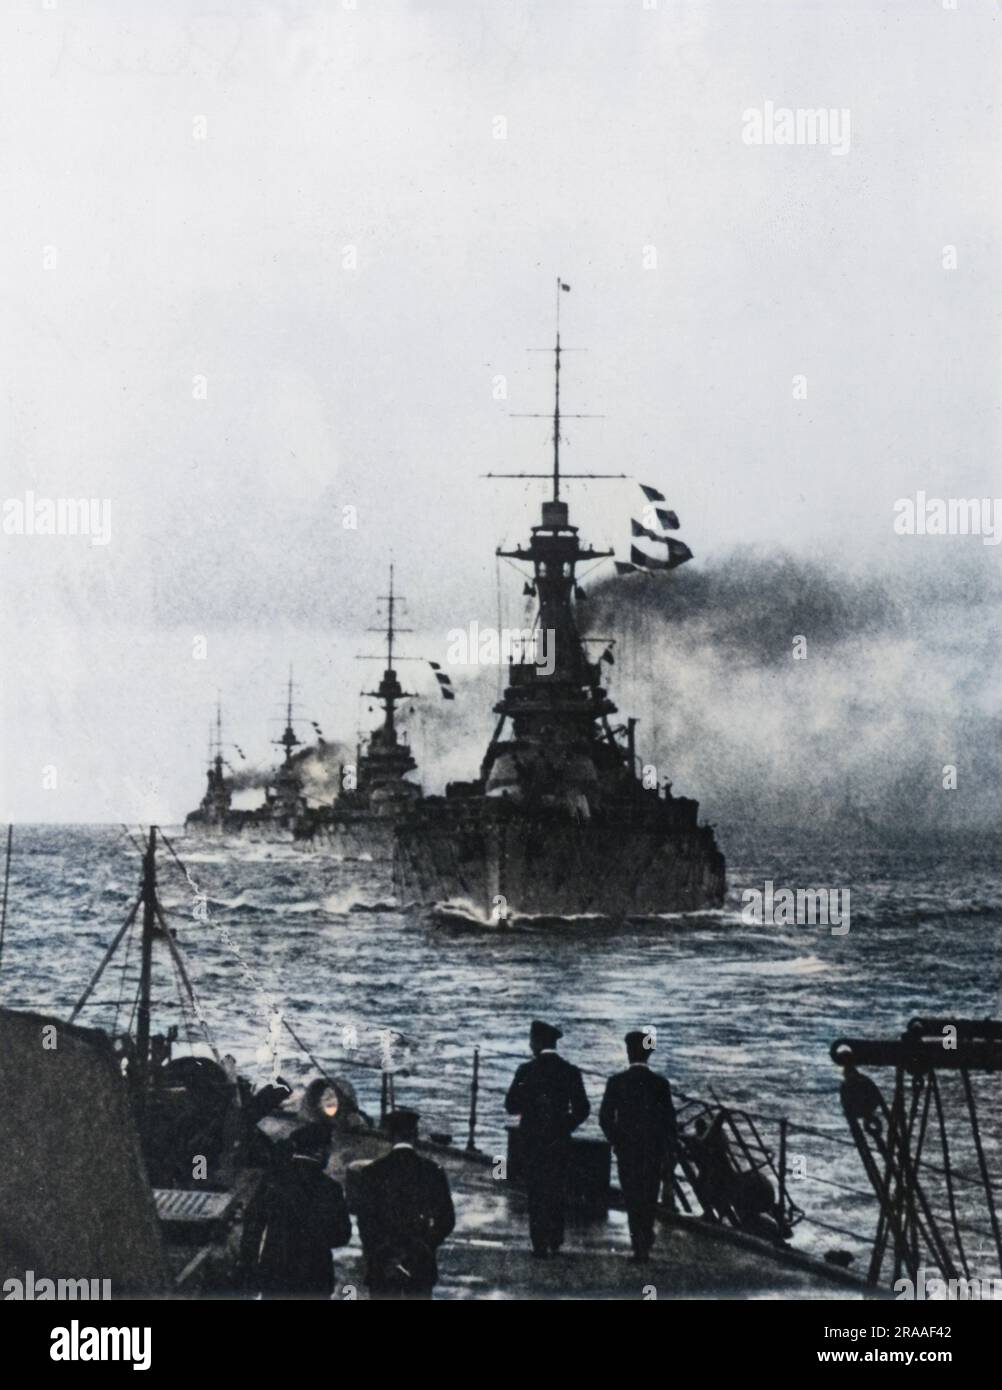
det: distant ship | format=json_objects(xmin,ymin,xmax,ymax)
[
  {"xmin": 184, "ymin": 701, "xmax": 234, "ymax": 833},
  {"xmin": 295, "ymin": 568, "xmax": 426, "ymax": 858},
  {"xmin": 393, "ymin": 295, "xmax": 726, "ymax": 920},
  {"xmin": 184, "ymin": 677, "xmax": 312, "ymax": 839},
  {"xmin": 184, "ymin": 573, "xmax": 445, "ymax": 851}
]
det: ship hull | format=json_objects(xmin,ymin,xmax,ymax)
[
  {"xmin": 184, "ymin": 813, "xmax": 294, "ymax": 843},
  {"xmin": 297, "ymin": 814, "xmax": 396, "ymax": 861},
  {"xmin": 394, "ymin": 814, "xmax": 725, "ymax": 921}
]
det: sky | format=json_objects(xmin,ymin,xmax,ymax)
[{"xmin": 0, "ymin": 0, "xmax": 999, "ymax": 822}]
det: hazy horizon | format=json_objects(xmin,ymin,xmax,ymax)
[{"xmin": 2, "ymin": 0, "xmax": 999, "ymax": 823}]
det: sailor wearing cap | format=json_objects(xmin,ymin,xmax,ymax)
[
  {"xmin": 504, "ymin": 1020, "xmax": 590, "ymax": 1257},
  {"xmin": 353, "ymin": 1108, "xmax": 456, "ymax": 1299},
  {"xmin": 599, "ymin": 1030, "xmax": 679, "ymax": 1262},
  {"xmin": 250, "ymin": 1122, "xmax": 352, "ymax": 1298}
]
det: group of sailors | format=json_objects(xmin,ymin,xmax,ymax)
[
  {"xmin": 506, "ymin": 1019, "xmax": 677, "ymax": 1262},
  {"xmin": 247, "ymin": 1106, "xmax": 455, "ymax": 1300},
  {"xmin": 244, "ymin": 1019, "xmax": 706, "ymax": 1299}
]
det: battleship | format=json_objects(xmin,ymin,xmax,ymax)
[
  {"xmin": 393, "ymin": 297, "xmax": 726, "ymax": 921},
  {"xmin": 294, "ymin": 569, "xmax": 427, "ymax": 857},
  {"xmin": 185, "ymin": 577, "xmax": 440, "ymax": 855},
  {"xmin": 184, "ymin": 678, "xmax": 315, "ymax": 840}
]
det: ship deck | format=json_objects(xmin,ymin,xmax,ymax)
[{"xmin": 317, "ymin": 1127, "xmax": 874, "ymax": 1301}]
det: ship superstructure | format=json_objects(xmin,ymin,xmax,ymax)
[
  {"xmin": 264, "ymin": 668, "xmax": 311, "ymax": 832},
  {"xmin": 185, "ymin": 675, "xmax": 315, "ymax": 839},
  {"xmin": 393, "ymin": 288, "xmax": 725, "ymax": 918},
  {"xmin": 185, "ymin": 700, "xmax": 235, "ymax": 831},
  {"xmin": 297, "ymin": 568, "xmax": 424, "ymax": 855}
]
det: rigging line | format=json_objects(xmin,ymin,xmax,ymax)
[
  {"xmin": 126, "ymin": 973, "xmax": 142, "ymax": 1038},
  {"xmin": 498, "ymin": 555, "xmax": 530, "ymax": 580},
  {"xmin": 577, "ymin": 556, "xmax": 615, "ymax": 583},
  {"xmin": 929, "ymin": 1070, "xmax": 971, "ymax": 1279},
  {"xmin": 0, "ymin": 824, "xmax": 12, "ymax": 983},
  {"xmin": 120, "ymin": 824, "xmax": 144, "ymax": 858},
  {"xmin": 164, "ymin": 927, "xmax": 196, "ymax": 1054},
  {"xmin": 279, "ymin": 1013, "xmax": 337, "ymax": 1084},
  {"xmin": 112, "ymin": 906, "xmax": 138, "ymax": 1036},
  {"xmin": 155, "ymin": 901, "xmax": 221, "ymax": 1064},
  {"xmin": 959, "ymin": 1067, "xmax": 1002, "ymax": 1272},
  {"xmin": 157, "ymin": 831, "xmax": 282, "ymax": 1027},
  {"xmin": 69, "ymin": 897, "xmax": 141, "ymax": 1024},
  {"xmin": 157, "ymin": 828, "xmax": 400, "ymax": 1069}
]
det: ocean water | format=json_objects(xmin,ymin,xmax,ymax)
[{"xmin": 2, "ymin": 823, "xmax": 1000, "ymax": 1269}]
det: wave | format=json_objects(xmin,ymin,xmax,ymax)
[{"xmin": 321, "ymin": 890, "xmax": 401, "ymax": 916}]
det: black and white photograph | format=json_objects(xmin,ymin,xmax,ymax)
[{"xmin": 0, "ymin": 0, "xmax": 1000, "ymax": 1359}]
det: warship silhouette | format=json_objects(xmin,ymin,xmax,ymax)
[
  {"xmin": 184, "ymin": 677, "xmax": 311, "ymax": 838},
  {"xmin": 393, "ymin": 290, "xmax": 726, "ymax": 921},
  {"xmin": 184, "ymin": 575, "xmax": 444, "ymax": 852},
  {"xmin": 296, "ymin": 568, "xmax": 426, "ymax": 857}
]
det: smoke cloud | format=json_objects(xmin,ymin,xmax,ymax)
[
  {"xmin": 407, "ymin": 547, "xmax": 1002, "ymax": 838},
  {"xmin": 224, "ymin": 739, "xmax": 355, "ymax": 805}
]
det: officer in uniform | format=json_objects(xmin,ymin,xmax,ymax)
[
  {"xmin": 353, "ymin": 1108, "xmax": 456, "ymax": 1299},
  {"xmin": 250, "ymin": 1121, "xmax": 352, "ymax": 1298},
  {"xmin": 505, "ymin": 1020, "xmax": 590, "ymax": 1258},
  {"xmin": 599, "ymin": 1030, "xmax": 679, "ymax": 1261}
]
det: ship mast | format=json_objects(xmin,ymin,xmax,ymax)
[
  {"xmin": 386, "ymin": 562, "xmax": 396, "ymax": 671},
  {"xmin": 133, "ymin": 826, "xmax": 157, "ymax": 1098},
  {"xmin": 68, "ymin": 827, "xmax": 220, "ymax": 1104},
  {"xmin": 553, "ymin": 282, "xmax": 562, "ymax": 501},
  {"xmin": 274, "ymin": 665, "xmax": 302, "ymax": 765},
  {"xmin": 362, "ymin": 564, "xmax": 415, "ymax": 744},
  {"xmin": 491, "ymin": 279, "xmax": 619, "ymax": 678},
  {"xmin": 212, "ymin": 696, "xmax": 225, "ymax": 781},
  {"xmin": 491, "ymin": 277, "xmax": 623, "ymax": 499},
  {"xmin": 479, "ymin": 281, "xmax": 635, "ymax": 789}
]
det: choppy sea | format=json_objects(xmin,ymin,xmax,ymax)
[{"xmin": 3, "ymin": 823, "xmax": 1000, "ymax": 1269}]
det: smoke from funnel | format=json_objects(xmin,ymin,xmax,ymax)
[
  {"xmin": 583, "ymin": 545, "xmax": 1002, "ymax": 835},
  {"xmin": 404, "ymin": 546, "xmax": 1002, "ymax": 838},
  {"xmin": 223, "ymin": 740, "xmax": 355, "ymax": 804}
]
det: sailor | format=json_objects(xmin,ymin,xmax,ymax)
[
  {"xmin": 599, "ymin": 1030, "xmax": 679, "ymax": 1261},
  {"xmin": 686, "ymin": 1111, "xmax": 786, "ymax": 1239},
  {"xmin": 505, "ymin": 1020, "xmax": 590, "ymax": 1257},
  {"xmin": 301, "ymin": 1074, "xmax": 372, "ymax": 1132},
  {"xmin": 838, "ymin": 1056, "xmax": 884, "ymax": 1136},
  {"xmin": 353, "ymin": 1108, "xmax": 455, "ymax": 1300},
  {"xmin": 687, "ymin": 1111, "xmax": 734, "ymax": 1217},
  {"xmin": 250, "ymin": 1122, "xmax": 352, "ymax": 1299}
]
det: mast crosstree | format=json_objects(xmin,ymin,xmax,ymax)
[
  {"xmin": 354, "ymin": 564, "xmax": 420, "ymax": 794},
  {"xmin": 360, "ymin": 564, "xmax": 417, "ymax": 746},
  {"xmin": 488, "ymin": 275, "xmax": 625, "ymax": 500},
  {"xmin": 477, "ymin": 281, "xmax": 635, "ymax": 804},
  {"xmin": 273, "ymin": 666, "xmax": 304, "ymax": 765}
]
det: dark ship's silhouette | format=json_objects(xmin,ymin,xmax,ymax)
[
  {"xmin": 184, "ymin": 578, "xmax": 444, "ymax": 852},
  {"xmin": 393, "ymin": 295, "xmax": 725, "ymax": 920},
  {"xmin": 185, "ymin": 701, "xmax": 233, "ymax": 832},
  {"xmin": 295, "ymin": 568, "xmax": 425, "ymax": 857},
  {"xmin": 185, "ymin": 678, "xmax": 311, "ymax": 838}
]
